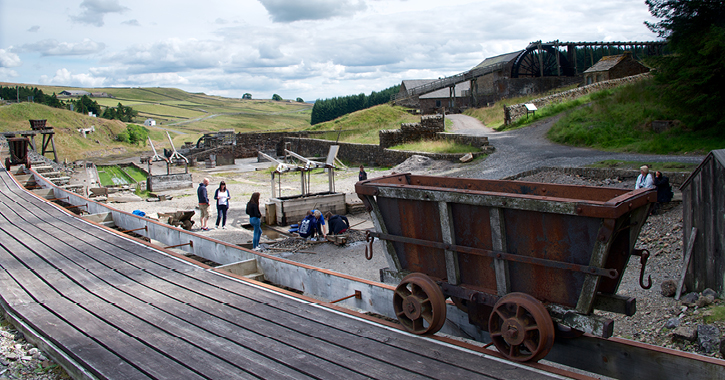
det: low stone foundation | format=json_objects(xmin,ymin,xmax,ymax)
[{"xmin": 147, "ymin": 173, "xmax": 193, "ymax": 192}]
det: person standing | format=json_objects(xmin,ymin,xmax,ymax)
[
  {"xmin": 635, "ymin": 165, "xmax": 655, "ymax": 190},
  {"xmin": 358, "ymin": 165, "xmax": 367, "ymax": 181},
  {"xmin": 246, "ymin": 192, "xmax": 263, "ymax": 250},
  {"xmin": 214, "ymin": 181, "xmax": 230, "ymax": 229},
  {"xmin": 197, "ymin": 178, "xmax": 210, "ymax": 231}
]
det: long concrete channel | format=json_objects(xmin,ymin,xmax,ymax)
[{"xmin": 21, "ymin": 167, "xmax": 725, "ymax": 380}]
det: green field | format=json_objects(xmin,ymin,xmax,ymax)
[
  {"xmin": 98, "ymin": 165, "xmax": 138, "ymax": 186},
  {"xmin": 121, "ymin": 165, "xmax": 149, "ymax": 182}
]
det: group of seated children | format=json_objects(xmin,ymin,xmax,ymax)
[{"xmin": 297, "ymin": 209, "xmax": 350, "ymax": 240}]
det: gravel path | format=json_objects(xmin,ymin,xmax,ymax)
[{"xmin": 446, "ymin": 114, "xmax": 705, "ymax": 179}]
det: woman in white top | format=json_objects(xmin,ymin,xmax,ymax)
[
  {"xmin": 635, "ymin": 165, "xmax": 655, "ymax": 189},
  {"xmin": 214, "ymin": 181, "xmax": 230, "ymax": 229}
]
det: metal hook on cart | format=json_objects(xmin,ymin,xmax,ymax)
[
  {"xmin": 633, "ymin": 249, "xmax": 652, "ymax": 289},
  {"xmin": 364, "ymin": 230, "xmax": 374, "ymax": 260}
]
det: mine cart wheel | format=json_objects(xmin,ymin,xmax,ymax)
[
  {"xmin": 488, "ymin": 293, "xmax": 555, "ymax": 362},
  {"xmin": 393, "ymin": 273, "xmax": 446, "ymax": 335}
]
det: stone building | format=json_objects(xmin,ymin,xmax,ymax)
[
  {"xmin": 395, "ymin": 80, "xmax": 436, "ymax": 108},
  {"xmin": 419, "ymin": 81, "xmax": 470, "ymax": 114},
  {"xmin": 583, "ymin": 52, "xmax": 650, "ymax": 85},
  {"xmin": 468, "ymin": 49, "xmax": 580, "ymax": 107}
]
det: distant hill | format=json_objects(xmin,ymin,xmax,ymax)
[
  {"xmin": 0, "ymin": 83, "xmax": 314, "ymax": 151},
  {"xmin": 0, "ymin": 102, "xmax": 138, "ymax": 162}
]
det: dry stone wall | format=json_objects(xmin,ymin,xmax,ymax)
[
  {"xmin": 379, "ymin": 114, "xmax": 445, "ymax": 148},
  {"xmin": 230, "ymin": 114, "xmax": 490, "ymax": 167},
  {"xmin": 280, "ymin": 137, "xmax": 486, "ymax": 167},
  {"xmin": 504, "ymin": 73, "xmax": 651, "ymax": 125}
]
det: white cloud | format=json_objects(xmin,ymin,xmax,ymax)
[
  {"xmin": 0, "ymin": 49, "xmax": 22, "ymax": 67},
  {"xmin": 14, "ymin": 39, "xmax": 105, "ymax": 56},
  {"xmin": 39, "ymin": 68, "xmax": 106, "ymax": 87},
  {"xmin": 70, "ymin": 0, "xmax": 129, "ymax": 27},
  {"xmin": 0, "ymin": 68, "xmax": 19, "ymax": 78},
  {"xmin": 27, "ymin": 26, "xmax": 40, "ymax": 33},
  {"xmin": 258, "ymin": 0, "xmax": 367, "ymax": 22},
  {"xmin": 122, "ymin": 19, "xmax": 140, "ymax": 26}
]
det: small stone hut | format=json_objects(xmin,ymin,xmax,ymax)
[
  {"xmin": 583, "ymin": 52, "xmax": 650, "ymax": 85},
  {"xmin": 681, "ymin": 149, "xmax": 725, "ymax": 295}
]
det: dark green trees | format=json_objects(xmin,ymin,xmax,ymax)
[
  {"xmin": 645, "ymin": 0, "xmax": 725, "ymax": 130},
  {"xmin": 310, "ymin": 84, "xmax": 400, "ymax": 125}
]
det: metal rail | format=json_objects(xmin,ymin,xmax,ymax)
[{"xmin": 365, "ymin": 231, "xmax": 618, "ymax": 278}]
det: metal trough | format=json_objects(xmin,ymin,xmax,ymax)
[{"xmin": 356, "ymin": 173, "xmax": 656, "ymax": 362}]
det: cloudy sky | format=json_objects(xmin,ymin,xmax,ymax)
[{"xmin": 0, "ymin": 0, "xmax": 660, "ymax": 101}]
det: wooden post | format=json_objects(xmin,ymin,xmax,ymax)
[
  {"xmin": 271, "ymin": 172, "xmax": 276, "ymax": 198},
  {"xmin": 439, "ymin": 201, "xmax": 460, "ymax": 285},
  {"xmin": 490, "ymin": 207, "xmax": 510, "ymax": 295},
  {"xmin": 676, "ymin": 227, "xmax": 698, "ymax": 300}
]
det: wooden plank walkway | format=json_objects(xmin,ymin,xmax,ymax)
[{"xmin": 0, "ymin": 167, "xmax": 571, "ymax": 380}]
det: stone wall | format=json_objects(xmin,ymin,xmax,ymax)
[
  {"xmin": 231, "ymin": 115, "xmax": 488, "ymax": 167},
  {"xmin": 435, "ymin": 133, "xmax": 490, "ymax": 150},
  {"xmin": 379, "ymin": 114, "xmax": 445, "ymax": 148},
  {"xmin": 471, "ymin": 73, "xmax": 580, "ymax": 108},
  {"xmin": 504, "ymin": 73, "xmax": 651, "ymax": 125},
  {"xmin": 280, "ymin": 137, "xmax": 487, "ymax": 167}
]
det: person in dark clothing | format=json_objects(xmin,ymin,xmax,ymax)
[
  {"xmin": 358, "ymin": 165, "xmax": 367, "ymax": 181},
  {"xmin": 214, "ymin": 181, "xmax": 230, "ymax": 229},
  {"xmin": 325, "ymin": 211, "xmax": 349, "ymax": 234},
  {"xmin": 653, "ymin": 171, "xmax": 673, "ymax": 214},
  {"xmin": 197, "ymin": 178, "xmax": 210, "ymax": 231},
  {"xmin": 298, "ymin": 211, "xmax": 322, "ymax": 240},
  {"xmin": 246, "ymin": 192, "xmax": 262, "ymax": 249}
]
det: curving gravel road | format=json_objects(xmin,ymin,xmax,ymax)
[{"xmin": 446, "ymin": 114, "xmax": 705, "ymax": 179}]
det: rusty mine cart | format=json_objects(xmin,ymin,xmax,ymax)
[{"xmin": 356, "ymin": 173, "xmax": 656, "ymax": 362}]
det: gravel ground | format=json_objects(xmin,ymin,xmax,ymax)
[{"xmin": 0, "ymin": 314, "xmax": 69, "ymax": 380}]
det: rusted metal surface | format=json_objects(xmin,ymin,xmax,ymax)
[
  {"xmin": 632, "ymin": 249, "xmax": 653, "ymax": 289},
  {"xmin": 489, "ymin": 293, "xmax": 555, "ymax": 362},
  {"xmin": 356, "ymin": 173, "xmax": 655, "ymax": 348},
  {"xmin": 393, "ymin": 273, "xmax": 447, "ymax": 335},
  {"xmin": 366, "ymin": 231, "xmax": 619, "ymax": 279}
]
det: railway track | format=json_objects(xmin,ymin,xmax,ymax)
[{"xmin": 1, "ymin": 163, "xmax": 723, "ymax": 379}]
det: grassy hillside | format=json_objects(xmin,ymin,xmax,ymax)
[
  {"xmin": 307, "ymin": 104, "xmax": 419, "ymax": 144},
  {"xmin": 463, "ymin": 84, "xmax": 579, "ymax": 129},
  {"xmin": 0, "ymin": 102, "xmax": 147, "ymax": 161},
  {"xmin": 464, "ymin": 78, "xmax": 723, "ymax": 155},
  {"xmin": 547, "ymin": 78, "xmax": 725, "ymax": 154},
  {"xmin": 1, "ymin": 83, "xmax": 314, "ymax": 150}
]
